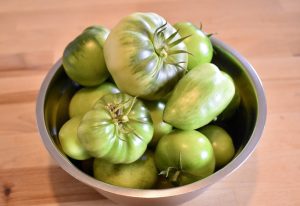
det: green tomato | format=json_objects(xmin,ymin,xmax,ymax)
[
  {"xmin": 164, "ymin": 63, "xmax": 235, "ymax": 130},
  {"xmin": 173, "ymin": 22, "xmax": 213, "ymax": 70},
  {"xmin": 104, "ymin": 12, "xmax": 188, "ymax": 100},
  {"xmin": 155, "ymin": 130, "xmax": 215, "ymax": 186},
  {"xmin": 58, "ymin": 116, "xmax": 91, "ymax": 160},
  {"xmin": 63, "ymin": 25, "xmax": 110, "ymax": 86},
  {"xmin": 93, "ymin": 151, "xmax": 157, "ymax": 189},
  {"xmin": 78, "ymin": 93, "xmax": 154, "ymax": 164},
  {"xmin": 199, "ymin": 125, "xmax": 235, "ymax": 168},
  {"xmin": 69, "ymin": 82, "xmax": 120, "ymax": 118},
  {"xmin": 144, "ymin": 101, "xmax": 172, "ymax": 146}
]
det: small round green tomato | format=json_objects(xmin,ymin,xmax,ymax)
[
  {"xmin": 145, "ymin": 101, "xmax": 172, "ymax": 146},
  {"xmin": 58, "ymin": 116, "xmax": 91, "ymax": 160},
  {"xmin": 63, "ymin": 25, "xmax": 110, "ymax": 86},
  {"xmin": 173, "ymin": 22, "xmax": 213, "ymax": 70},
  {"xmin": 69, "ymin": 82, "xmax": 120, "ymax": 118},
  {"xmin": 199, "ymin": 125, "xmax": 235, "ymax": 168},
  {"xmin": 93, "ymin": 151, "xmax": 157, "ymax": 189},
  {"xmin": 155, "ymin": 130, "xmax": 215, "ymax": 186}
]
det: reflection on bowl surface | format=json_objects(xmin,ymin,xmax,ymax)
[{"xmin": 36, "ymin": 37, "xmax": 266, "ymax": 206}]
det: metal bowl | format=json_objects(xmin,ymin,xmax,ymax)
[{"xmin": 36, "ymin": 37, "xmax": 266, "ymax": 206}]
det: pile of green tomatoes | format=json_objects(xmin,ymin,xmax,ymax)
[{"xmin": 59, "ymin": 12, "xmax": 239, "ymax": 189}]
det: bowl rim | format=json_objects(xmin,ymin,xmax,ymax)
[{"xmin": 36, "ymin": 37, "xmax": 267, "ymax": 198}]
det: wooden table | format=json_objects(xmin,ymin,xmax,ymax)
[{"xmin": 0, "ymin": 0, "xmax": 299, "ymax": 205}]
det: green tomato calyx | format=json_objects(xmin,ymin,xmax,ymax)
[
  {"xmin": 153, "ymin": 22, "xmax": 191, "ymax": 70},
  {"xmin": 159, "ymin": 166, "xmax": 180, "ymax": 186},
  {"xmin": 121, "ymin": 115, "xmax": 129, "ymax": 123},
  {"xmin": 159, "ymin": 167, "xmax": 202, "ymax": 186},
  {"xmin": 158, "ymin": 152, "xmax": 203, "ymax": 186},
  {"xmin": 159, "ymin": 48, "xmax": 168, "ymax": 59},
  {"xmin": 158, "ymin": 152, "xmax": 184, "ymax": 186},
  {"xmin": 106, "ymin": 96, "xmax": 137, "ymax": 126}
]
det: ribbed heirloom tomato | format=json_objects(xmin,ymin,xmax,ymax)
[
  {"xmin": 78, "ymin": 93, "xmax": 154, "ymax": 164},
  {"xmin": 104, "ymin": 12, "xmax": 188, "ymax": 100}
]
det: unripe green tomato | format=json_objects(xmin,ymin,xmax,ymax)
[
  {"xmin": 173, "ymin": 22, "xmax": 213, "ymax": 70},
  {"xmin": 145, "ymin": 101, "xmax": 172, "ymax": 146},
  {"xmin": 78, "ymin": 93, "xmax": 153, "ymax": 164},
  {"xmin": 63, "ymin": 25, "xmax": 110, "ymax": 86},
  {"xmin": 199, "ymin": 125, "xmax": 235, "ymax": 168},
  {"xmin": 69, "ymin": 82, "xmax": 120, "ymax": 118},
  {"xmin": 104, "ymin": 12, "xmax": 188, "ymax": 100},
  {"xmin": 58, "ymin": 116, "xmax": 91, "ymax": 160},
  {"xmin": 164, "ymin": 63, "xmax": 235, "ymax": 130},
  {"xmin": 93, "ymin": 151, "xmax": 157, "ymax": 189},
  {"xmin": 155, "ymin": 130, "xmax": 215, "ymax": 186}
]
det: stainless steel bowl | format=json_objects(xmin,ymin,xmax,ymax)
[{"xmin": 36, "ymin": 37, "xmax": 267, "ymax": 206}]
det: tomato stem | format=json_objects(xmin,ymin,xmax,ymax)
[
  {"xmin": 170, "ymin": 170, "xmax": 181, "ymax": 185},
  {"xmin": 107, "ymin": 97, "xmax": 136, "ymax": 124},
  {"xmin": 168, "ymin": 34, "xmax": 191, "ymax": 49},
  {"xmin": 199, "ymin": 22, "xmax": 203, "ymax": 30},
  {"xmin": 123, "ymin": 96, "xmax": 136, "ymax": 118},
  {"xmin": 159, "ymin": 166, "xmax": 182, "ymax": 186},
  {"xmin": 168, "ymin": 49, "xmax": 193, "ymax": 56},
  {"xmin": 165, "ymin": 29, "xmax": 179, "ymax": 43},
  {"xmin": 154, "ymin": 22, "xmax": 168, "ymax": 38},
  {"xmin": 207, "ymin": 32, "xmax": 218, "ymax": 38},
  {"xmin": 112, "ymin": 100, "xmax": 128, "ymax": 113},
  {"xmin": 151, "ymin": 22, "xmax": 189, "ymax": 76}
]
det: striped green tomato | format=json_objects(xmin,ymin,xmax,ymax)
[
  {"xmin": 104, "ymin": 12, "xmax": 188, "ymax": 100},
  {"xmin": 164, "ymin": 63, "xmax": 235, "ymax": 130},
  {"xmin": 63, "ymin": 26, "xmax": 110, "ymax": 86}
]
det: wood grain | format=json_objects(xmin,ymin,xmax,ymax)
[{"xmin": 0, "ymin": 0, "xmax": 299, "ymax": 205}]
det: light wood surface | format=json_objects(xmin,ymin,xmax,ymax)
[{"xmin": 0, "ymin": 0, "xmax": 299, "ymax": 205}]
